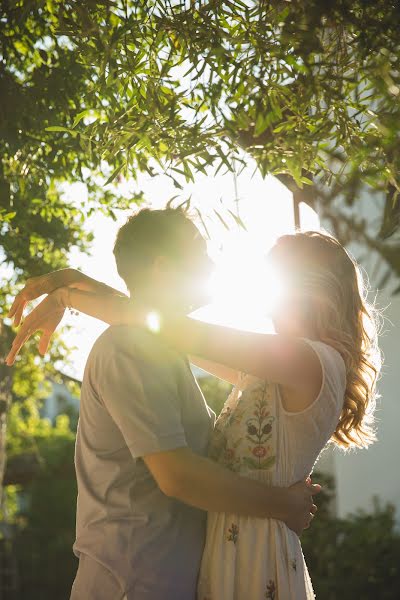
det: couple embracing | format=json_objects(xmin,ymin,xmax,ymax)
[{"xmin": 7, "ymin": 206, "xmax": 380, "ymax": 599}]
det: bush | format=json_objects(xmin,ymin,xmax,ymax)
[
  {"xmin": 3, "ymin": 405, "xmax": 78, "ymax": 600},
  {"xmin": 302, "ymin": 473, "xmax": 400, "ymax": 599}
]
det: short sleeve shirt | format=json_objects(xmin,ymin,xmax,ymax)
[{"xmin": 73, "ymin": 325, "xmax": 215, "ymax": 599}]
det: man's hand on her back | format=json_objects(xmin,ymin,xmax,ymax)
[{"xmin": 281, "ymin": 478, "xmax": 321, "ymax": 536}]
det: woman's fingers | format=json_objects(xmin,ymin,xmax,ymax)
[
  {"xmin": 6, "ymin": 327, "xmax": 34, "ymax": 366},
  {"xmin": 8, "ymin": 276, "xmax": 48, "ymax": 324},
  {"xmin": 8, "ymin": 295, "xmax": 19, "ymax": 318},
  {"xmin": 8, "ymin": 294, "xmax": 26, "ymax": 326},
  {"xmin": 6, "ymin": 294, "xmax": 65, "ymax": 366},
  {"xmin": 6, "ymin": 307, "xmax": 44, "ymax": 365},
  {"xmin": 38, "ymin": 331, "xmax": 53, "ymax": 356},
  {"xmin": 13, "ymin": 300, "xmax": 26, "ymax": 327}
]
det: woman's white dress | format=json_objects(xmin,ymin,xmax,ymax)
[{"xmin": 197, "ymin": 339, "xmax": 346, "ymax": 600}]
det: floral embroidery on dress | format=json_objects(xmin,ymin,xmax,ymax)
[
  {"xmin": 265, "ymin": 579, "xmax": 276, "ymax": 599},
  {"xmin": 227, "ymin": 523, "xmax": 239, "ymax": 545},
  {"xmin": 242, "ymin": 386, "xmax": 276, "ymax": 470},
  {"xmin": 208, "ymin": 400, "xmax": 246, "ymax": 471},
  {"xmin": 208, "ymin": 381, "xmax": 276, "ymax": 474},
  {"xmin": 291, "ymin": 558, "xmax": 297, "ymax": 571}
]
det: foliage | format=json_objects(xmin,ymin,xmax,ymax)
[
  {"xmin": 197, "ymin": 373, "xmax": 232, "ymax": 416},
  {"xmin": 19, "ymin": 0, "xmax": 399, "ymax": 282},
  {"xmin": 0, "ymin": 0, "xmax": 142, "ymax": 494},
  {"xmin": 302, "ymin": 472, "xmax": 400, "ymax": 599},
  {"xmin": 2, "ymin": 401, "xmax": 77, "ymax": 599},
  {"xmin": 2, "ymin": 0, "xmax": 400, "ymax": 289},
  {"xmin": 0, "ymin": 0, "xmax": 142, "ymax": 404},
  {"xmin": 0, "ymin": 0, "xmax": 139, "ymax": 284},
  {"xmin": 13, "ymin": 414, "xmax": 77, "ymax": 600}
]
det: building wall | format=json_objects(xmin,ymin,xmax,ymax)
[{"xmin": 321, "ymin": 192, "xmax": 400, "ymax": 519}]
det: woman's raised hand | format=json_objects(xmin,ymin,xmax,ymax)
[
  {"xmin": 6, "ymin": 289, "xmax": 67, "ymax": 366},
  {"xmin": 8, "ymin": 269, "xmax": 75, "ymax": 327}
]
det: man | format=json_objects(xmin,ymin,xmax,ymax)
[{"xmin": 7, "ymin": 207, "xmax": 319, "ymax": 600}]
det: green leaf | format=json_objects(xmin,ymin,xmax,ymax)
[
  {"xmin": 194, "ymin": 208, "xmax": 211, "ymax": 240},
  {"xmin": 254, "ymin": 112, "xmax": 272, "ymax": 137},
  {"xmin": 45, "ymin": 126, "xmax": 73, "ymax": 133},
  {"xmin": 1, "ymin": 211, "xmax": 16, "ymax": 222},
  {"xmin": 213, "ymin": 209, "xmax": 230, "ymax": 230},
  {"xmin": 227, "ymin": 209, "xmax": 247, "ymax": 231},
  {"xmin": 72, "ymin": 109, "xmax": 95, "ymax": 129},
  {"xmin": 104, "ymin": 163, "xmax": 125, "ymax": 186}
]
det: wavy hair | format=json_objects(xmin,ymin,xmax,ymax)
[{"xmin": 269, "ymin": 231, "xmax": 382, "ymax": 450}]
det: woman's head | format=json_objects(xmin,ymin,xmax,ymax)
[{"xmin": 268, "ymin": 230, "xmax": 382, "ymax": 450}]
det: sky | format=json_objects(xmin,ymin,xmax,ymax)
[{"xmin": 61, "ymin": 158, "xmax": 320, "ymax": 380}]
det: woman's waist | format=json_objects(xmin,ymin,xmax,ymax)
[
  {"xmin": 231, "ymin": 467, "xmax": 294, "ymax": 487},
  {"xmin": 204, "ymin": 511, "xmax": 302, "ymax": 560}
]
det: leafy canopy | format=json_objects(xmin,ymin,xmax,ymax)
[{"xmin": 16, "ymin": 0, "xmax": 397, "ymax": 281}]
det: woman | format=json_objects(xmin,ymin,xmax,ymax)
[{"xmin": 6, "ymin": 230, "xmax": 381, "ymax": 599}]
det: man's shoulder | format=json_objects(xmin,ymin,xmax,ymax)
[
  {"xmin": 89, "ymin": 325, "xmax": 182, "ymax": 367},
  {"xmin": 93, "ymin": 324, "xmax": 139, "ymax": 352}
]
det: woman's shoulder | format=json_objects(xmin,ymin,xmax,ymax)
[
  {"xmin": 280, "ymin": 338, "xmax": 347, "ymax": 418},
  {"xmin": 301, "ymin": 338, "xmax": 346, "ymax": 390}
]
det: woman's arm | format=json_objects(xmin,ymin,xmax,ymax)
[
  {"xmin": 8, "ymin": 268, "xmax": 126, "ymax": 327},
  {"xmin": 158, "ymin": 315, "xmax": 322, "ymax": 392},
  {"xmin": 189, "ymin": 356, "xmax": 239, "ymax": 386},
  {"xmin": 61, "ymin": 287, "xmax": 132, "ymax": 325},
  {"xmin": 63, "ymin": 290, "xmax": 323, "ymax": 405},
  {"xmin": 58, "ymin": 291, "xmax": 319, "ymax": 393},
  {"xmin": 67, "ymin": 270, "xmax": 126, "ymax": 297},
  {"xmin": 7, "ymin": 280, "xmax": 321, "ymax": 398},
  {"xmin": 6, "ymin": 287, "xmax": 134, "ymax": 365}
]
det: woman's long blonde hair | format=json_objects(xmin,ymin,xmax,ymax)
[{"xmin": 270, "ymin": 231, "xmax": 382, "ymax": 450}]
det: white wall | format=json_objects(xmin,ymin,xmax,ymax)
[{"xmin": 321, "ymin": 191, "xmax": 400, "ymax": 519}]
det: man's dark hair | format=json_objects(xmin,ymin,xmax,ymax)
[{"xmin": 114, "ymin": 207, "xmax": 200, "ymax": 290}]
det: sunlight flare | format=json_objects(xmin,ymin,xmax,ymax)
[{"xmin": 194, "ymin": 230, "xmax": 284, "ymax": 333}]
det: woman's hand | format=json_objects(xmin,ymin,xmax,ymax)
[
  {"xmin": 6, "ymin": 288, "xmax": 68, "ymax": 366},
  {"xmin": 8, "ymin": 269, "xmax": 78, "ymax": 326}
]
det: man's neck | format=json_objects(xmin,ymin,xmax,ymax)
[{"xmin": 132, "ymin": 289, "xmax": 185, "ymax": 317}]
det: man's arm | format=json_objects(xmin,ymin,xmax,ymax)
[
  {"xmin": 145, "ymin": 447, "xmax": 319, "ymax": 536},
  {"xmin": 94, "ymin": 333, "xmax": 319, "ymax": 537}
]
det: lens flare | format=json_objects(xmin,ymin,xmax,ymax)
[
  {"xmin": 146, "ymin": 311, "xmax": 161, "ymax": 333},
  {"xmin": 194, "ymin": 231, "xmax": 285, "ymax": 332}
]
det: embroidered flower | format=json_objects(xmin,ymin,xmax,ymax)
[
  {"xmin": 210, "ymin": 382, "xmax": 276, "ymax": 474},
  {"xmin": 291, "ymin": 558, "xmax": 297, "ymax": 571},
  {"xmin": 252, "ymin": 445, "xmax": 267, "ymax": 458},
  {"xmin": 247, "ymin": 423, "xmax": 258, "ymax": 436},
  {"xmin": 227, "ymin": 523, "xmax": 239, "ymax": 545}
]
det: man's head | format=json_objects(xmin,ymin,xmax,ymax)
[{"xmin": 114, "ymin": 207, "xmax": 212, "ymax": 312}]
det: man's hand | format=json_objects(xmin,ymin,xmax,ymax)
[{"xmin": 280, "ymin": 479, "xmax": 321, "ymax": 536}]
